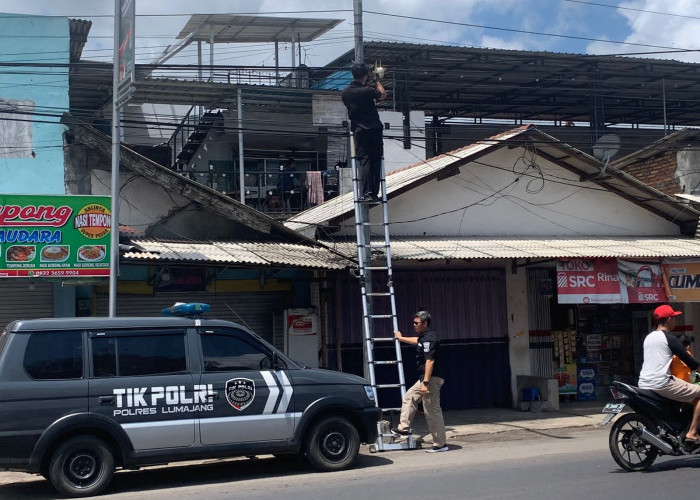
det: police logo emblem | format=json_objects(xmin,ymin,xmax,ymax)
[{"xmin": 225, "ymin": 378, "xmax": 255, "ymax": 411}]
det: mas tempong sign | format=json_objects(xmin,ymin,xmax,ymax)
[{"xmin": 0, "ymin": 195, "xmax": 111, "ymax": 278}]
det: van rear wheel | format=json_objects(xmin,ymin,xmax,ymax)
[
  {"xmin": 305, "ymin": 416, "xmax": 360, "ymax": 471},
  {"xmin": 49, "ymin": 435, "xmax": 115, "ymax": 497}
]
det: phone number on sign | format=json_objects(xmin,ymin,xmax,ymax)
[{"xmin": 32, "ymin": 270, "xmax": 81, "ymax": 277}]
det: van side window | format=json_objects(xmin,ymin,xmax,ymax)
[
  {"xmin": 91, "ymin": 331, "xmax": 187, "ymax": 377},
  {"xmin": 24, "ymin": 331, "xmax": 83, "ymax": 380},
  {"xmin": 201, "ymin": 331, "xmax": 274, "ymax": 372}
]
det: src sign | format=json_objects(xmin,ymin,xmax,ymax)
[{"xmin": 556, "ymin": 258, "xmax": 622, "ymax": 304}]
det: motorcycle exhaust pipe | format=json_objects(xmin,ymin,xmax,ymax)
[{"xmin": 635, "ymin": 427, "xmax": 674, "ymax": 454}]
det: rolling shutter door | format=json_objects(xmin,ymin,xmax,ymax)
[
  {"xmin": 0, "ymin": 281, "xmax": 54, "ymax": 327},
  {"xmin": 96, "ymin": 291, "xmax": 288, "ymax": 345}
]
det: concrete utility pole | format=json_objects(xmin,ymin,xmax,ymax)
[
  {"xmin": 109, "ymin": 1, "xmax": 121, "ymax": 318},
  {"xmin": 354, "ymin": 0, "xmax": 364, "ymax": 63}
]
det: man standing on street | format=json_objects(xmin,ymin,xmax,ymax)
[
  {"xmin": 341, "ymin": 63, "xmax": 387, "ymax": 203},
  {"xmin": 393, "ymin": 310, "xmax": 448, "ymax": 453}
]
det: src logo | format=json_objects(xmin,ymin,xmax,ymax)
[{"xmin": 226, "ymin": 378, "xmax": 255, "ymax": 411}]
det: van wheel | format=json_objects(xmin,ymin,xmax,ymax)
[
  {"xmin": 305, "ymin": 416, "xmax": 359, "ymax": 471},
  {"xmin": 49, "ymin": 436, "xmax": 115, "ymax": 497}
]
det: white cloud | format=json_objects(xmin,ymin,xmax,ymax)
[{"xmin": 587, "ymin": 0, "xmax": 700, "ymax": 62}]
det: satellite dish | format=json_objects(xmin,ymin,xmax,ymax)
[{"xmin": 592, "ymin": 134, "xmax": 621, "ymax": 177}]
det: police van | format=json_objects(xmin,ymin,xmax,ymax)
[{"xmin": 0, "ymin": 304, "xmax": 379, "ymax": 497}]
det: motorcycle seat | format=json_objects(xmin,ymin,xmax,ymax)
[{"xmin": 612, "ymin": 380, "xmax": 686, "ymax": 412}]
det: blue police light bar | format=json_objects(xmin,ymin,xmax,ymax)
[{"xmin": 161, "ymin": 302, "xmax": 211, "ymax": 317}]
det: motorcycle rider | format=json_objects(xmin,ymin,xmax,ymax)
[{"xmin": 638, "ymin": 304, "xmax": 700, "ymax": 442}]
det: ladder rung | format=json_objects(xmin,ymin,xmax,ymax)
[
  {"xmin": 364, "ymin": 266, "xmax": 389, "ymax": 270},
  {"xmin": 359, "ymin": 222, "xmax": 387, "ymax": 226},
  {"xmin": 367, "ymin": 314, "xmax": 394, "ymax": 319},
  {"xmin": 373, "ymin": 360, "xmax": 399, "ymax": 365},
  {"xmin": 370, "ymin": 337, "xmax": 397, "ymax": 342},
  {"xmin": 366, "ymin": 292, "xmax": 392, "ymax": 297},
  {"xmin": 375, "ymin": 383, "xmax": 403, "ymax": 389}
]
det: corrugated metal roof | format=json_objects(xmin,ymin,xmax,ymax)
[
  {"xmin": 321, "ymin": 236, "xmax": 700, "ymax": 260},
  {"xmin": 122, "ymin": 239, "xmax": 352, "ymax": 269},
  {"xmin": 285, "ymin": 125, "xmax": 699, "ymax": 234},
  {"xmin": 177, "ymin": 15, "xmax": 343, "ymax": 43}
]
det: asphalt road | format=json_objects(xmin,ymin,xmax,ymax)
[{"xmin": 3, "ymin": 426, "xmax": 700, "ymax": 500}]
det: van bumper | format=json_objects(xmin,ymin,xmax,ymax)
[{"xmin": 358, "ymin": 406, "xmax": 381, "ymax": 443}]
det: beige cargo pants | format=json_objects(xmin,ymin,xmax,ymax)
[{"xmin": 397, "ymin": 376, "xmax": 446, "ymax": 447}]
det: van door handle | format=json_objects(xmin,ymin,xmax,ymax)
[{"xmin": 99, "ymin": 396, "xmax": 115, "ymax": 406}]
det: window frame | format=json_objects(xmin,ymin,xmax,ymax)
[
  {"xmin": 89, "ymin": 328, "xmax": 189, "ymax": 378},
  {"xmin": 198, "ymin": 327, "xmax": 293, "ymax": 373},
  {"xmin": 23, "ymin": 330, "xmax": 84, "ymax": 380}
]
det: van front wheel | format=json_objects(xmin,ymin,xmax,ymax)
[
  {"xmin": 49, "ymin": 436, "xmax": 115, "ymax": 497},
  {"xmin": 305, "ymin": 416, "xmax": 360, "ymax": 471}
]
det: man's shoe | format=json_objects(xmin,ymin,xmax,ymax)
[
  {"xmin": 391, "ymin": 427, "xmax": 410, "ymax": 436},
  {"xmin": 425, "ymin": 445, "xmax": 449, "ymax": 453}
]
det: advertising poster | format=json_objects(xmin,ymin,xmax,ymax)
[
  {"xmin": 617, "ymin": 259, "xmax": 667, "ymax": 304},
  {"xmin": 556, "ymin": 258, "xmax": 623, "ymax": 304},
  {"xmin": 285, "ymin": 309, "xmax": 319, "ymax": 368},
  {"xmin": 577, "ymin": 365, "xmax": 597, "ymax": 401},
  {"xmin": 0, "ymin": 195, "xmax": 111, "ymax": 278},
  {"xmin": 662, "ymin": 260, "xmax": 700, "ymax": 302}
]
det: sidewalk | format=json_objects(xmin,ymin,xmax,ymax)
[
  {"xmin": 0, "ymin": 401, "xmax": 606, "ymax": 486},
  {"xmin": 408, "ymin": 400, "xmax": 605, "ymax": 444}
]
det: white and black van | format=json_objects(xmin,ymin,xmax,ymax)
[{"xmin": 0, "ymin": 304, "xmax": 379, "ymax": 497}]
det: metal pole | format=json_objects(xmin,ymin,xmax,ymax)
[
  {"xmin": 109, "ymin": 0, "xmax": 121, "ymax": 317},
  {"xmin": 237, "ymin": 88, "xmax": 245, "ymax": 204},
  {"xmin": 353, "ymin": 0, "xmax": 364, "ymax": 63},
  {"xmin": 275, "ymin": 40, "xmax": 279, "ymax": 84},
  {"xmin": 197, "ymin": 41, "xmax": 203, "ymax": 118},
  {"xmin": 291, "ymin": 28, "xmax": 296, "ymax": 87},
  {"xmin": 210, "ymin": 25, "xmax": 215, "ymax": 82},
  {"xmin": 662, "ymin": 78, "xmax": 668, "ymax": 136}
]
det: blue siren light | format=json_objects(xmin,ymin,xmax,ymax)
[{"xmin": 161, "ymin": 302, "xmax": 211, "ymax": 317}]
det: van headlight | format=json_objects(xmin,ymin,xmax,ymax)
[{"xmin": 363, "ymin": 385, "xmax": 375, "ymax": 402}]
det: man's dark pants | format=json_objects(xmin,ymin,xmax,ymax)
[{"xmin": 354, "ymin": 127, "xmax": 384, "ymax": 197}]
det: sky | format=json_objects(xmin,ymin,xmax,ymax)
[{"xmin": 0, "ymin": 0, "xmax": 699, "ymax": 67}]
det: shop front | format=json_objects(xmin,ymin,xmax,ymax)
[{"xmin": 528, "ymin": 258, "xmax": 700, "ymax": 402}]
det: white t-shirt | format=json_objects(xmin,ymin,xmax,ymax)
[{"xmin": 638, "ymin": 329, "xmax": 699, "ymax": 389}]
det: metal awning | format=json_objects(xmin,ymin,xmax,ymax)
[
  {"xmin": 177, "ymin": 15, "xmax": 343, "ymax": 43},
  {"xmin": 122, "ymin": 239, "xmax": 352, "ymax": 270},
  {"xmin": 322, "ymin": 236, "xmax": 700, "ymax": 261}
]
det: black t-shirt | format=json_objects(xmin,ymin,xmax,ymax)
[
  {"xmin": 417, "ymin": 329, "xmax": 441, "ymax": 379},
  {"xmin": 341, "ymin": 81, "xmax": 383, "ymax": 131}
]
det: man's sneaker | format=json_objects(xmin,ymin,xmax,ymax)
[
  {"xmin": 425, "ymin": 445, "xmax": 449, "ymax": 453},
  {"xmin": 391, "ymin": 427, "xmax": 410, "ymax": 436}
]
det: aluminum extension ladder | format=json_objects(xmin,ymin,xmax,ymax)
[{"xmin": 348, "ymin": 127, "xmax": 418, "ymax": 452}]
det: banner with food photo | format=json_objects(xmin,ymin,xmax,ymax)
[{"xmin": 0, "ymin": 194, "xmax": 111, "ymax": 278}]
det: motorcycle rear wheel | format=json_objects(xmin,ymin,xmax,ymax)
[{"xmin": 609, "ymin": 413, "xmax": 659, "ymax": 471}]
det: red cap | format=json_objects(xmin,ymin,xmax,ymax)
[{"xmin": 653, "ymin": 304, "xmax": 682, "ymax": 319}]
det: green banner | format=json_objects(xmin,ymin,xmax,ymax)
[{"xmin": 0, "ymin": 195, "xmax": 112, "ymax": 278}]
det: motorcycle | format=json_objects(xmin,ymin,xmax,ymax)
[{"xmin": 601, "ymin": 380, "xmax": 700, "ymax": 471}]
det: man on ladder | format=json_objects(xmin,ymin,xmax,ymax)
[
  {"xmin": 342, "ymin": 61, "xmax": 417, "ymax": 452},
  {"xmin": 342, "ymin": 63, "xmax": 386, "ymax": 203}
]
